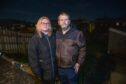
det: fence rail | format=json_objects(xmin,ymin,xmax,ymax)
[{"xmin": 0, "ymin": 28, "xmax": 33, "ymax": 56}]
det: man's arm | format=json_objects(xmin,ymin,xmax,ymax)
[{"xmin": 75, "ymin": 31, "xmax": 86, "ymax": 73}]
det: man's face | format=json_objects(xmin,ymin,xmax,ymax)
[
  {"xmin": 58, "ymin": 15, "xmax": 70, "ymax": 30},
  {"xmin": 40, "ymin": 19, "xmax": 50, "ymax": 32}
]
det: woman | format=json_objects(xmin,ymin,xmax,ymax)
[{"xmin": 28, "ymin": 16, "xmax": 56, "ymax": 84}]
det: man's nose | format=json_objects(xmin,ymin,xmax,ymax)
[{"xmin": 63, "ymin": 21, "xmax": 66, "ymax": 24}]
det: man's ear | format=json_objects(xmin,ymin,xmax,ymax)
[
  {"xmin": 69, "ymin": 20, "xmax": 71, "ymax": 24},
  {"xmin": 68, "ymin": 20, "xmax": 71, "ymax": 25}
]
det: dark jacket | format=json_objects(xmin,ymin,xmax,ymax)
[
  {"xmin": 56, "ymin": 24, "xmax": 86, "ymax": 68},
  {"xmin": 28, "ymin": 32, "xmax": 56, "ymax": 80}
]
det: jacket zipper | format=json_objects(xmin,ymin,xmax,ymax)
[{"xmin": 45, "ymin": 36, "xmax": 55, "ymax": 79}]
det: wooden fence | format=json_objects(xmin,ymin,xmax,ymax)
[{"xmin": 0, "ymin": 28, "xmax": 33, "ymax": 56}]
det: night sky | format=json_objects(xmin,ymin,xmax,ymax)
[{"xmin": 0, "ymin": 0, "xmax": 126, "ymax": 22}]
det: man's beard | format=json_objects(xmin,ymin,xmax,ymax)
[{"xmin": 62, "ymin": 25, "xmax": 70, "ymax": 31}]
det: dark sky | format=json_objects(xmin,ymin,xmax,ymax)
[{"xmin": 0, "ymin": 0, "xmax": 126, "ymax": 22}]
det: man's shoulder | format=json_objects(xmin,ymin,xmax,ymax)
[
  {"xmin": 70, "ymin": 24, "xmax": 81, "ymax": 33},
  {"xmin": 72, "ymin": 27, "xmax": 82, "ymax": 34}
]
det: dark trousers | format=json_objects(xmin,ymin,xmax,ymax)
[{"xmin": 58, "ymin": 67, "xmax": 78, "ymax": 84}]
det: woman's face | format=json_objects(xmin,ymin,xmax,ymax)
[{"xmin": 40, "ymin": 19, "xmax": 51, "ymax": 32}]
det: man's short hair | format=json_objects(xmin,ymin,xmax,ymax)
[{"xmin": 58, "ymin": 12, "xmax": 70, "ymax": 19}]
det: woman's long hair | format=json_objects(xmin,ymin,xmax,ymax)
[{"xmin": 35, "ymin": 16, "xmax": 52, "ymax": 37}]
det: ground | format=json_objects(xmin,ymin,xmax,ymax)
[{"xmin": 0, "ymin": 58, "xmax": 35, "ymax": 84}]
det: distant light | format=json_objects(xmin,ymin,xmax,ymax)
[{"xmin": 116, "ymin": 22, "xmax": 119, "ymax": 26}]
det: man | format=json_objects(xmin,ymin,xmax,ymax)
[
  {"xmin": 56, "ymin": 12, "xmax": 86, "ymax": 84},
  {"xmin": 28, "ymin": 16, "xmax": 56, "ymax": 84}
]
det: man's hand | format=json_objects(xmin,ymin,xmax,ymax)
[{"xmin": 74, "ymin": 63, "xmax": 80, "ymax": 73}]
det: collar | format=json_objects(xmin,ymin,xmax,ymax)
[
  {"xmin": 38, "ymin": 31, "xmax": 52, "ymax": 38},
  {"xmin": 62, "ymin": 26, "xmax": 71, "ymax": 35}
]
